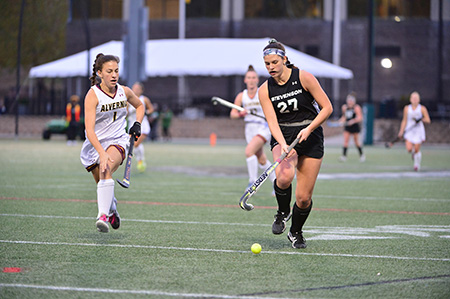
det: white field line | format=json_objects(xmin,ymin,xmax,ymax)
[
  {"xmin": 0, "ymin": 283, "xmax": 290, "ymax": 299},
  {"xmin": 317, "ymin": 171, "xmax": 450, "ymax": 180},
  {"xmin": 314, "ymin": 194, "xmax": 450, "ymax": 202},
  {"xmin": 1, "ymin": 213, "xmax": 450, "ymax": 234},
  {"xmin": 1, "ymin": 239, "xmax": 449, "ymax": 262},
  {"xmin": 0, "ymin": 213, "xmax": 268, "ymax": 227}
]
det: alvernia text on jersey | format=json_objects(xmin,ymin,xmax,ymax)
[
  {"xmin": 100, "ymin": 100, "xmax": 127, "ymax": 112},
  {"xmin": 270, "ymin": 89, "xmax": 303, "ymax": 102}
]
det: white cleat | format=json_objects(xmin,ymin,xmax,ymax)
[{"xmin": 96, "ymin": 214, "xmax": 109, "ymax": 233}]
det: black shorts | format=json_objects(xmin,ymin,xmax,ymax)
[
  {"xmin": 344, "ymin": 123, "xmax": 360, "ymax": 133},
  {"xmin": 270, "ymin": 125, "xmax": 324, "ymax": 159}
]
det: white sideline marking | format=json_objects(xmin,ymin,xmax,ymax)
[
  {"xmin": 0, "ymin": 213, "xmax": 267, "ymax": 227},
  {"xmin": 0, "ymin": 283, "xmax": 288, "ymax": 299},
  {"xmin": 318, "ymin": 171, "xmax": 450, "ymax": 180},
  {"xmin": 315, "ymin": 194, "xmax": 450, "ymax": 203},
  {"xmin": 1, "ymin": 240, "xmax": 449, "ymax": 262}
]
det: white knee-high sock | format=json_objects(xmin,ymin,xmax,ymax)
[
  {"xmin": 259, "ymin": 160, "xmax": 276, "ymax": 183},
  {"xmin": 414, "ymin": 151, "xmax": 422, "ymax": 169},
  {"xmin": 97, "ymin": 179, "xmax": 114, "ymax": 218},
  {"xmin": 134, "ymin": 144, "xmax": 143, "ymax": 161},
  {"xmin": 246, "ymin": 155, "xmax": 258, "ymax": 184}
]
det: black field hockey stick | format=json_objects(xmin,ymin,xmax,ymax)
[
  {"xmin": 117, "ymin": 134, "xmax": 136, "ymax": 188},
  {"xmin": 211, "ymin": 96, "xmax": 266, "ymax": 120},
  {"xmin": 239, "ymin": 137, "xmax": 301, "ymax": 211}
]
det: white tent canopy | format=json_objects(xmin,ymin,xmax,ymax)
[{"xmin": 29, "ymin": 38, "xmax": 353, "ymax": 79}]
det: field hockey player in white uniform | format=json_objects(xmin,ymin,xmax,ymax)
[
  {"xmin": 80, "ymin": 53, "xmax": 144, "ymax": 233},
  {"xmin": 128, "ymin": 82, "xmax": 154, "ymax": 172},
  {"xmin": 230, "ymin": 65, "xmax": 275, "ymax": 195},
  {"xmin": 398, "ymin": 91, "xmax": 430, "ymax": 171}
]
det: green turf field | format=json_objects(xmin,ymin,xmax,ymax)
[{"xmin": 1, "ymin": 138, "xmax": 449, "ymax": 298}]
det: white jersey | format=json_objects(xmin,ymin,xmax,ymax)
[
  {"xmin": 80, "ymin": 83, "xmax": 129, "ymax": 169},
  {"xmin": 127, "ymin": 95, "xmax": 151, "ymax": 135},
  {"xmin": 404, "ymin": 104, "xmax": 426, "ymax": 144},
  {"xmin": 91, "ymin": 84, "xmax": 128, "ymax": 141},
  {"xmin": 242, "ymin": 89, "xmax": 266, "ymax": 124}
]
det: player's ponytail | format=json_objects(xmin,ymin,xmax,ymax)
[
  {"xmin": 285, "ymin": 58, "xmax": 298, "ymax": 69},
  {"xmin": 89, "ymin": 53, "xmax": 102, "ymax": 86}
]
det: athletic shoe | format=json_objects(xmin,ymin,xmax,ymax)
[
  {"xmin": 96, "ymin": 214, "xmax": 109, "ymax": 233},
  {"xmin": 360, "ymin": 154, "xmax": 366, "ymax": 162},
  {"xmin": 272, "ymin": 211, "xmax": 291, "ymax": 235},
  {"xmin": 339, "ymin": 156, "xmax": 347, "ymax": 162},
  {"xmin": 287, "ymin": 231, "xmax": 307, "ymax": 249},
  {"xmin": 109, "ymin": 210, "xmax": 121, "ymax": 230}
]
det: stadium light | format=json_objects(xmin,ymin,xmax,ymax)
[{"xmin": 381, "ymin": 58, "xmax": 393, "ymax": 69}]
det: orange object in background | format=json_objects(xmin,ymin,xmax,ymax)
[{"xmin": 210, "ymin": 132, "xmax": 217, "ymax": 147}]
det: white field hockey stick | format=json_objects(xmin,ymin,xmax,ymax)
[
  {"xmin": 239, "ymin": 137, "xmax": 301, "ymax": 211},
  {"xmin": 211, "ymin": 96, "xmax": 266, "ymax": 120},
  {"xmin": 326, "ymin": 120, "xmax": 345, "ymax": 128},
  {"xmin": 117, "ymin": 134, "xmax": 135, "ymax": 188}
]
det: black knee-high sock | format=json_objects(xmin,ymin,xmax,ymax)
[
  {"xmin": 274, "ymin": 179, "xmax": 291, "ymax": 215},
  {"xmin": 290, "ymin": 200, "xmax": 313, "ymax": 233},
  {"xmin": 357, "ymin": 146, "xmax": 363, "ymax": 156},
  {"xmin": 342, "ymin": 147, "xmax": 348, "ymax": 156}
]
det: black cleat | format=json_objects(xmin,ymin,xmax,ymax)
[
  {"xmin": 109, "ymin": 210, "xmax": 120, "ymax": 230},
  {"xmin": 272, "ymin": 211, "xmax": 291, "ymax": 235},
  {"xmin": 287, "ymin": 231, "xmax": 307, "ymax": 249}
]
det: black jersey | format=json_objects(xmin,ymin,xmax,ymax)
[
  {"xmin": 344, "ymin": 106, "xmax": 356, "ymax": 122},
  {"xmin": 344, "ymin": 106, "xmax": 360, "ymax": 133},
  {"xmin": 267, "ymin": 68, "xmax": 320, "ymax": 124}
]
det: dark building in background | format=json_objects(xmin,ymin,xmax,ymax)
[{"xmin": 51, "ymin": 0, "xmax": 450, "ymax": 119}]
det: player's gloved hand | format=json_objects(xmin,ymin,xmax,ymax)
[
  {"xmin": 414, "ymin": 117, "xmax": 422, "ymax": 124},
  {"xmin": 129, "ymin": 121, "xmax": 141, "ymax": 141}
]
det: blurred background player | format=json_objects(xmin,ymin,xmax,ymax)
[
  {"xmin": 230, "ymin": 65, "xmax": 275, "ymax": 195},
  {"xmin": 161, "ymin": 105, "xmax": 173, "ymax": 142},
  {"xmin": 259, "ymin": 39, "xmax": 333, "ymax": 249},
  {"xmin": 80, "ymin": 53, "xmax": 144, "ymax": 233},
  {"xmin": 65, "ymin": 94, "xmax": 81, "ymax": 146},
  {"xmin": 339, "ymin": 92, "xmax": 365, "ymax": 162},
  {"xmin": 397, "ymin": 91, "xmax": 431, "ymax": 171},
  {"xmin": 128, "ymin": 82, "xmax": 154, "ymax": 172}
]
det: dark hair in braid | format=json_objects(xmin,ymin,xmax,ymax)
[
  {"xmin": 263, "ymin": 38, "xmax": 297, "ymax": 69},
  {"xmin": 89, "ymin": 53, "xmax": 120, "ymax": 86}
]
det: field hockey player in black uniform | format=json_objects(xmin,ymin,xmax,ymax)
[
  {"xmin": 339, "ymin": 93, "xmax": 365, "ymax": 162},
  {"xmin": 258, "ymin": 39, "xmax": 333, "ymax": 249}
]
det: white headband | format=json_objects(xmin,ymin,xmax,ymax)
[{"xmin": 263, "ymin": 48, "xmax": 285, "ymax": 57}]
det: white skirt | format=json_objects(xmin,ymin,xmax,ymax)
[
  {"xmin": 80, "ymin": 134, "xmax": 130, "ymax": 169},
  {"xmin": 245, "ymin": 122, "xmax": 271, "ymax": 144},
  {"xmin": 404, "ymin": 123, "xmax": 426, "ymax": 144}
]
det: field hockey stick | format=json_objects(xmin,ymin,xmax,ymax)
[
  {"xmin": 385, "ymin": 119, "xmax": 422, "ymax": 148},
  {"xmin": 117, "ymin": 134, "xmax": 135, "ymax": 188},
  {"xmin": 326, "ymin": 120, "xmax": 345, "ymax": 128},
  {"xmin": 239, "ymin": 137, "xmax": 300, "ymax": 211},
  {"xmin": 211, "ymin": 96, "xmax": 266, "ymax": 120}
]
